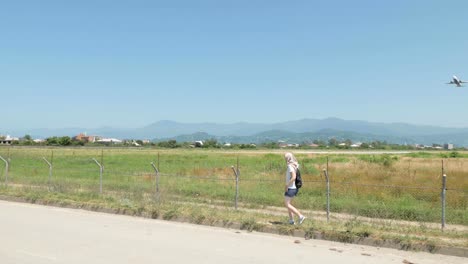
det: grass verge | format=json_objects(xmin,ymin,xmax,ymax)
[{"xmin": 0, "ymin": 186, "xmax": 466, "ymax": 257}]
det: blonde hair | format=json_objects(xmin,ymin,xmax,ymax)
[{"xmin": 284, "ymin": 152, "xmax": 299, "ymax": 168}]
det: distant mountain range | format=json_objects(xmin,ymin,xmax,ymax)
[{"xmin": 3, "ymin": 118, "xmax": 468, "ymax": 146}]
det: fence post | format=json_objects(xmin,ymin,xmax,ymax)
[
  {"xmin": 441, "ymin": 173, "xmax": 447, "ymax": 232},
  {"xmin": 92, "ymin": 158, "xmax": 103, "ymax": 194},
  {"xmin": 42, "ymin": 157, "xmax": 53, "ymax": 190},
  {"xmin": 323, "ymin": 169, "xmax": 330, "ymax": 223},
  {"xmin": 231, "ymin": 165, "xmax": 240, "ymax": 210},
  {"xmin": 0, "ymin": 156, "xmax": 8, "ymax": 187},
  {"xmin": 151, "ymin": 162, "xmax": 160, "ymax": 200}
]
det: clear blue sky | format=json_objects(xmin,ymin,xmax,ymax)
[{"xmin": 2, "ymin": 0, "xmax": 467, "ymax": 130}]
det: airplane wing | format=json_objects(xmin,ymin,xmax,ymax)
[{"xmin": 446, "ymin": 81, "xmax": 455, "ymax": 84}]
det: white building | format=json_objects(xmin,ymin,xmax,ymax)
[
  {"xmin": 444, "ymin": 143, "xmax": 454, "ymax": 150},
  {"xmin": 96, "ymin": 138, "xmax": 123, "ymax": 144},
  {"xmin": 0, "ymin": 135, "xmax": 19, "ymax": 145}
]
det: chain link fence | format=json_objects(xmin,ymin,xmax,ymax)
[{"xmin": 0, "ymin": 149, "xmax": 467, "ymax": 229}]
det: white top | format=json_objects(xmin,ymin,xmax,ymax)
[{"xmin": 285, "ymin": 164, "xmax": 297, "ymax": 189}]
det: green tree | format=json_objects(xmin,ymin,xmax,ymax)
[
  {"xmin": 58, "ymin": 136, "xmax": 72, "ymax": 146},
  {"xmin": 46, "ymin": 137, "xmax": 58, "ymax": 145},
  {"xmin": 157, "ymin": 140, "xmax": 179, "ymax": 148},
  {"xmin": 262, "ymin": 142, "xmax": 279, "ymax": 149},
  {"xmin": 73, "ymin": 140, "xmax": 85, "ymax": 146},
  {"xmin": 203, "ymin": 139, "xmax": 219, "ymax": 148},
  {"xmin": 313, "ymin": 139, "xmax": 326, "ymax": 146},
  {"xmin": 328, "ymin": 138, "xmax": 338, "ymax": 147},
  {"xmin": 22, "ymin": 134, "xmax": 33, "ymax": 145},
  {"xmin": 239, "ymin": 144, "xmax": 256, "ymax": 149}
]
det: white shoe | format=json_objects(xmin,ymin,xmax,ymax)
[
  {"xmin": 288, "ymin": 220, "xmax": 295, "ymax": 225},
  {"xmin": 299, "ymin": 215, "xmax": 306, "ymax": 224}
]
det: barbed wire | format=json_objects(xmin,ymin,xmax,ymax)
[
  {"xmin": 102, "ymin": 170, "xmax": 154, "ymax": 177},
  {"xmin": 331, "ymin": 181, "xmax": 439, "ymax": 191},
  {"xmin": 159, "ymin": 173, "xmax": 233, "ymax": 181},
  {"xmin": 2, "ymin": 169, "xmax": 467, "ymax": 193},
  {"xmin": 447, "ymin": 188, "xmax": 468, "ymax": 192}
]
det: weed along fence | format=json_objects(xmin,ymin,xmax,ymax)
[{"xmin": 0, "ymin": 148, "xmax": 467, "ymax": 229}]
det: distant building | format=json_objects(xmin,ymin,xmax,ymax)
[
  {"xmin": 0, "ymin": 139, "xmax": 12, "ymax": 145},
  {"xmin": 444, "ymin": 143, "xmax": 454, "ymax": 150},
  {"xmin": 73, "ymin": 133, "xmax": 97, "ymax": 143},
  {"xmin": 0, "ymin": 135, "xmax": 19, "ymax": 145},
  {"xmin": 279, "ymin": 143, "xmax": 300, "ymax": 148},
  {"xmin": 96, "ymin": 138, "xmax": 122, "ymax": 144}
]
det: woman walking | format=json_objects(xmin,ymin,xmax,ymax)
[{"xmin": 284, "ymin": 152, "xmax": 306, "ymax": 225}]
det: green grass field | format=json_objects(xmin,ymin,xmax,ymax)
[{"xmin": 0, "ymin": 147, "xmax": 467, "ymax": 225}]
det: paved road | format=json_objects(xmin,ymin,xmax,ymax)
[{"xmin": 0, "ymin": 200, "xmax": 464, "ymax": 264}]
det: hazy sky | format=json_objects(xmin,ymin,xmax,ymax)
[{"xmin": 1, "ymin": 0, "xmax": 467, "ymax": 130}]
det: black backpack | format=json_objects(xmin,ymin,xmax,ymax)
[{"xmin": 295, "ymin": 168, "xmax": 303, "ymax": 189}]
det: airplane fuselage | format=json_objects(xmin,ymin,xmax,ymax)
[
  {"xmin": 453, "ymin": 76, "xmax": 462, "ymax": 87},
  {"xmin": 448, "ymin": 75, "xmax": 464, "ymax": 87}
]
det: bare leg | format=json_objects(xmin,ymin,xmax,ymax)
[{"xmin": 284, "ymin": 196, "xmax": 301, "ymax": 218}]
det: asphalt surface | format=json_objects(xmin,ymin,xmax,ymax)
[{"xmin": 0, "ymin": 200, "xmax": 465, "ymax": 264}]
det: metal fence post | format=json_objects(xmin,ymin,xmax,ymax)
[
  {"xmin": 151, "ymin": 162, "xmax": 160, "ymax": 200},
  {"xmin": 92, "ymin": 158, "xmax": 103, "ymax": 194},
  {"xmin": 42, "ymin": 157, "xmax": 53, "ymax": 190},
  {"xmin": 231, "ymin": 165, "xmax": 240, "ymax": 210},
  {"xmin": 323, "ymin": 169, "xmax": 330, "ymax": 223},
  {"xmin": 0, "ymin": 156, "xmax": 8, "ymax": 187},
  {"xmin": 441, "ymin": 173, "xmax": 447, "ymax": 231}
]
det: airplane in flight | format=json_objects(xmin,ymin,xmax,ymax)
[{"xmin": 446, "ymin": 75, "xmax": 467, "ymax": 87}]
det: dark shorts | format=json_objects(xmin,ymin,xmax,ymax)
[{"xmin": 284, "ymin": 188, "xmax": 298, "ymax": 198}]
